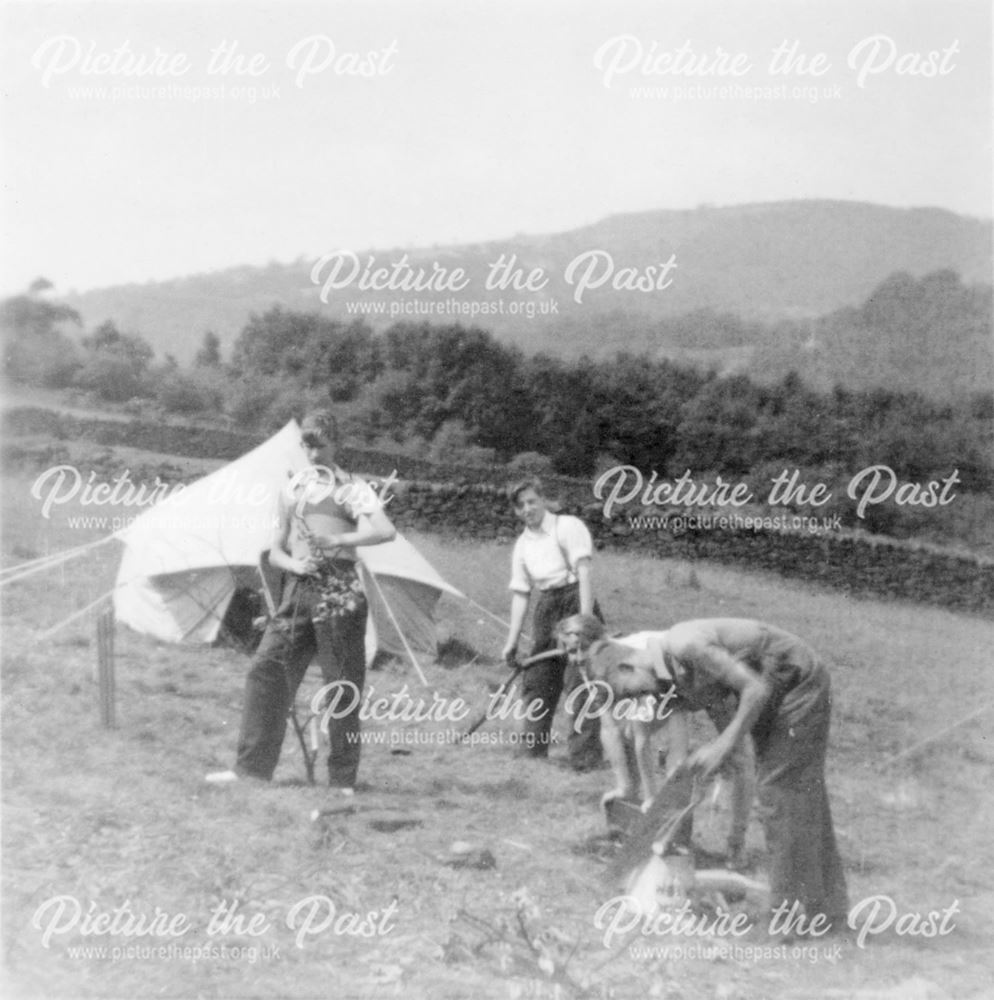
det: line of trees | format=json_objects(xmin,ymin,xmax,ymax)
[
  {"xmin": 1, "ymin": 285, "xmax": 226, "ymax": 413},
  {"xmin": 3, "ymin": 273, "xmax": 991, "ymax": 543}
]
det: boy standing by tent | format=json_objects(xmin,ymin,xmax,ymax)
[
  {"xmin": 206, "ymin": 410, "xmax": 396, "ymax": 792},
  {"xmin": 501, "ymin": 478, "xmax": 603, "ymax": 770}
]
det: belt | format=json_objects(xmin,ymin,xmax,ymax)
[{"xmin": 538, "ymin": 580, "xmax": 578, "ymax": 593}]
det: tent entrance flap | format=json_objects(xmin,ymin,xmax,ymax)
[
  {"xmin": 364, "ymin": 574, "xmax": 442, "ymax": 663},
  {"xmin": 115, "ymin": 563, "xmax": 237, "ymax": 644}
]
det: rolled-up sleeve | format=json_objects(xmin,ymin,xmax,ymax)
[{"xmin": 344, "ymin": 476, "xmax": 383, "ymax": 519}]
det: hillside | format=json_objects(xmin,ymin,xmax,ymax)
[
  {"xmin": 48, "ymin": 202, "xmax": 993, "ymax": 400},
  {"xmin": 62, "ymin": 201, "xmax": 991, "ymax": 338}
]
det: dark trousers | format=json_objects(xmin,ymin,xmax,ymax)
[
  {"xmin": 235, "ymin": 577, "xmax": 368, "ymax": 787},
  {"xmin": 519, "ymin": 584, "xmax": 603, "ymax": 768},
  {"xmin": 755, "ymin": 670, "xmax": 849, "ymax": 926}
]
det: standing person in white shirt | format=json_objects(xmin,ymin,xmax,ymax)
[{"xmin": 501, "ymin": 478, "xmax": 603, "ymax": 770}]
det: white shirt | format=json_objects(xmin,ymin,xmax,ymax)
[
  {"xmin": 509, "ymin": 511, "xmax": 593, "ymax": 594},
  {"xmin": 615, "ymin": 631, "xmax": 673, "ymax": 682}
]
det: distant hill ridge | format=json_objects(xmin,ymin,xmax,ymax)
[{"xmin": 61, "ymin": 200, "xmax": 991, "ymax": 394}]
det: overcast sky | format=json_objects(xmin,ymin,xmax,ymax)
[{"xmin": 1, "ymin": 0, "xmax": 990, "ymax": 295}]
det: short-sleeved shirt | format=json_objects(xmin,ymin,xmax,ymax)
[
  {"xmin": 282, "ymin": 466, "xmax": 382, "ymax": 564},
  {"xmin": 509, "ymin": 511, "xmax": 593, "ymax": 594},
  {"xmin": 611, "ymin": 631, "xmax": 671, "ymax": 676}
]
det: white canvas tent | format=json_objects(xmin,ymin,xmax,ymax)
[{"xmin": 113, "ymin": 421, "xmax": 464, "ymax": 672}]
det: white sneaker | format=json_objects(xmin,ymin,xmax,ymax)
[{"xmin": 205, "ymin": 769, "xmax": 239, "ymax": 784}]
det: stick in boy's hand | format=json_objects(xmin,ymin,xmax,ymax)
[{"xmin": 463, "ymin": 649, "xmax": 563, "ymax": 739}]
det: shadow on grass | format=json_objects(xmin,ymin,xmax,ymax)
[
  {"xmin": 428, "ymin": 776, "xmax": 530, "ymax": 798},
  {"xmin": 435, "ymin": 635, "xmax": 486, "ymax": 669}
]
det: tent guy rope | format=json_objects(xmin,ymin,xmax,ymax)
[
  {"xmin": 0, "ymin": 533, "xmax": 119, "ymax": 587},
  {"xmin": 363, "ymin": 565, "xmax": 430, "ymax": 686}
]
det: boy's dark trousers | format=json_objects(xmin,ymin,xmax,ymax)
[{"xmin": 235, "ymin": 576, "xmax": 368, "ymax": 788}]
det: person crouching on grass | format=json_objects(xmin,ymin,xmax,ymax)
[
  {"xmin": 206, "ymin": 410, "xmax": 396, "ymax": 794},
  {"xmin": 565, "ymin": 614, "xmax": 849, "ymax": 932},
  {"xmin": 557, "ymin": 615, "xmax": 754, "ymax": 870},
  {"xmin": 500, "ymin": 477, "xmax": 603, "ymax": 771}
]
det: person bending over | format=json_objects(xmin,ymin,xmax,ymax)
[{"xmin": 564, "ymin": 614, "xmax": 848, "ymax": 928}]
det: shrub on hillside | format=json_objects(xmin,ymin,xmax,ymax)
[
  {"xmin": 428, "ymin": 419, "xmax": 498, "ymax": 468},
  {"xmin": 156, "ymin": 369, "xmax": 224, "ymax": 415},
  {"xmin": 4, "ymin": 334, "xmax": 81, "ymax": 388},
  {"xmin": 506, "ymin": 451, "xmax": 555, "ymax": 478},
  {"xmin": 261, "ymin": 386, "xmax": 334, "ymax": 433},
  {"xmin": 0, "ymin": 287, "xmax": 82, "ymax": 387},
  {"xmin": 74, "ymin": 353, "xmax": 150, "ymax": 402},
  {"xmin": 224, "ymin": 373, "xmax": 284, "ymax": 429}
]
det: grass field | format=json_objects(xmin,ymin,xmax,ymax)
[{"xmin": 2, "ymin": 460, "xmax": 993, "ymax": 1000}]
